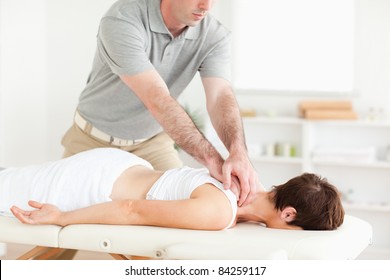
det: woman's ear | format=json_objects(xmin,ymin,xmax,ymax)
[{"xmin": 280, "ymin": 206, "xmax": 297, "ymax": 222}]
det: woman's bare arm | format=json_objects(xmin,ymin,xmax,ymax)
[
  {"xmin": 10, "ymin": 200, "xmax": 131, "ymax": 227},
  {"xmin": 11, "ymin": 184, "xmax": 234, "ymax": 230}
]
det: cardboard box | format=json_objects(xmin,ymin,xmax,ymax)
[
  {"xmin": 298, "ymin": 100, "xmax": 353, "ymax": 117},
  {"xmin": 303, "ymin": 109, "xmax": 358, "ymax": 120}
]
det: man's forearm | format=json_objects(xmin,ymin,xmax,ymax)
[
  {"xmin": 208, "ymin": 91, "xmax": 247, "ymax": 154},
  {"xmin": 120, "ymin": 71, "xmax": 224, "ymax": 169},
  {"xmin": 146, "ymin": 88, "xmax": 224, "ymax": 168}
]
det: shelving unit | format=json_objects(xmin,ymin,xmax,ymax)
[{"xmin": 243, "ymin": 116, "xmax": 390, "ymax": 255}]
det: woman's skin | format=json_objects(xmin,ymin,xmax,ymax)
[{"xmin": 10, "ymin": 165, "xmax": 301, "ymax": 231}]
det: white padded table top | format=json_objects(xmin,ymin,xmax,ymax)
[
  {"xmin": 0, "ymin": 216, "xmax": 61, "ymax": 248},
  {"xmin": 57, "ymin": 215, "xmax": 372, "ymax": 260},
  {"xmin": 0, "ymin": 215, "xmax": 372, "ymax": 259}
]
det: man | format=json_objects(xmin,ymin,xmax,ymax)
[{"xmin": 62, "ymin": 0, "xmax": 260, "ymax": 207}]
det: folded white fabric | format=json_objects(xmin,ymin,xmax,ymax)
[{"xmin": 312, "ymin": 146, "xmax": 376, "ymax": 163}]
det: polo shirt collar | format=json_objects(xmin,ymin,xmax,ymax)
[
  {"xmin": 148, "ymin": 0, "xmax": 200, "ymax": 40},
  {"xmin": 149, "ymin": 0, "xmax": 169, "ymax": 34},
  {"xmin": 184, "ymin": 24, "xmax": 201, "ymax": 40}
]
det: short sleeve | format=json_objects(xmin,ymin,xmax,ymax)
[
  {"xmin": 198, "ymin": 33, "xmax": 232, "ymax": 82},
  {"xmin": 97, "ymin": 17, "xmax": 154, "ymax": 76}
]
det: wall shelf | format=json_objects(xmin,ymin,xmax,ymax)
[
  {"xmin": 251, "ymin": 156, "xmax": 303, "ymax": 165},
  {"xmin": 312, "ymin": 160, "xmax": 390, "ymax": 169},
  {"xmin": 343, "ymin": 202, "xmax": 390, "ymax": 213}
]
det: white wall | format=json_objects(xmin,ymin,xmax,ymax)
[
  {"xmin": 354, "ymin": 0, "xmax": 390, "ymax": 114},
  {"xmin": 0, "ymin": 0, "xmax": 48, "ymax": 166},
  {"xmin": 1, "ymin": 0, "xmax": 390, "ymax": 166},
  {"xmin": 45, "ymin": 0, "xmax": 116, "ymax": 160},
  {"xmin": 0, "ymin": 0, "xmax": 115, "ymax": 166},
  {"xmin": 0, "ymin": 0, "xmax": 3, "ymax": 165},
  {"xmin": 233, "ymin": 0, "xmax": 390, "ymax": 119}
]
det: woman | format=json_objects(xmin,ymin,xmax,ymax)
[{"xmin": 1, "ymin": 148, "xmax": 344, "ymax": 230}]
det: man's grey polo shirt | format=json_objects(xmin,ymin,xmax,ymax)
[{"xmin": 78, "ymin": 0, "xmax": 231, "ymax": 140}]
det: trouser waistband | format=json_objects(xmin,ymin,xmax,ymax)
[{"xmin": 74, "ymin": 111, "xmax": 148, "ymax": 146}]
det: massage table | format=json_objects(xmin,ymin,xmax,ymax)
[{"xmin": 0, "ymin": 214, "xmax": 372, "ymax": 260}]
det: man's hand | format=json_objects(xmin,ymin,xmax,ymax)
[{"xmin": 222, "ymin": 153, "xmax": 263, "ymax": 206}]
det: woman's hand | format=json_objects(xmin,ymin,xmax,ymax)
[{"xmin": 10, "ymin": 200, "xmax": 62, "ymax": 226}]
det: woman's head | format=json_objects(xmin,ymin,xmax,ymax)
[{"xmin": 270, "ymin": 173, "xmax": 344, "ymax": 230}]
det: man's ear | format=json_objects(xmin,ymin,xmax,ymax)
[{"xmin": 280, "ymin": 206, "xmax": 297, "ymax": 222}]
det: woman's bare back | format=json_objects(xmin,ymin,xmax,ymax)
[{"xmin": 110, "ymin": 166, "xmax": 164, "ymax": 200}]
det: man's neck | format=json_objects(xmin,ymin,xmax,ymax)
[{"xmin": 160, "ymin": 1, "xmax": 187, "ymax": 37}]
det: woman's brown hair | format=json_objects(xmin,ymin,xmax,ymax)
[{"xmin": 271, "ymin": 173, "xmax": 345, "ymax": 230}]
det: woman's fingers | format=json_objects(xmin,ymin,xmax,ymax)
[
  {"xmin": 10, "ymin": 205, "xmax": 30, "ymax": 216},
  {"xmin": 10, "ymin": 201, "xmax": 43, "ymax": 225},
  {"xmin": 10, "ymin": 206, "xmax": 34, "ymax": 224},
  {"xmin": 28, "ymin": 200, "xmax": 43, "ymax": 209}
]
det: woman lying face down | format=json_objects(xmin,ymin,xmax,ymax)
[{"xmin": 4, "ymin": 148, "xmax": 344, "ymax": 231}]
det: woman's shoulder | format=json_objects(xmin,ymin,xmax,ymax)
[{"xmin": 191, "ymin": 183, "xmax": 237, "ymax": 230}]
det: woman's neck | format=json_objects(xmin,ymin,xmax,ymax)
[{"xmin": 236, "ymin": 192, "xmax": 272, "ymax": 225}]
